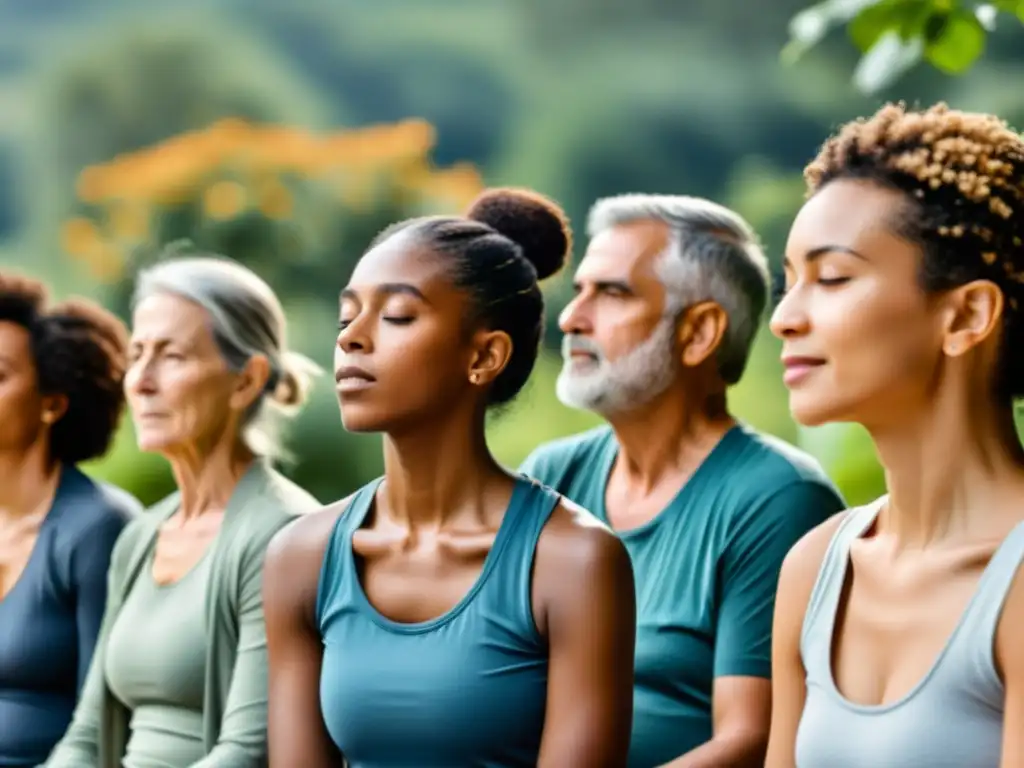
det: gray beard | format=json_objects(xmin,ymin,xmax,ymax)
[{"xmin": 555, "ymin": 317, "xmax": 677, "ymax": 416}]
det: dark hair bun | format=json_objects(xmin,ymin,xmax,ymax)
[{"xmin": 465, "ymin": 187, "xmax": 572, "ymax": 281}]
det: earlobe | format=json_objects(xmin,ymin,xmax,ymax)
[
  {"xmin": 467, "ymin": 330, "xmax": 514, "ymax": 386},
  {"xmin": 40, "ymin": 394, "xmax": 68, "ymax": 425}
]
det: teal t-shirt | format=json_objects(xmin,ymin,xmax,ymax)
[{"xmin": 520, "ymin": 424, "xmax": 845, "ymax": 767}]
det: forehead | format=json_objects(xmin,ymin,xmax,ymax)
[
  {"xmin": 346, "ymin": 231, "xmax": 454, "ymax": 296},
  {"xmin": 788, "ymin": 178, "xmax": 909, "ymax": 255},
  {"xmin": 577, "ymin": 219, "xmax": 671, "ymax": 283},
  {"xmin": 131, "ymin": 293, "xmax": 211, "ymax": 343},
  {"xmin": 0, "ymin": 320, "xmax": 32, "ymax": 366}
]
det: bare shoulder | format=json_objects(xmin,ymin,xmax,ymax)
[
  {"xmin": 777, "ymin": 508, "xmax": 848, "ymax": 604},
  {"xmin": 995, "ymin": 535, "xmax": 1024, "ymax": 681},
  {"xmin": 264, "ymin": 493, "xmax": 358, "ymax": 604},
  {"xmin": 535, "ymin": 497, "xmax": 631, "ymax": 573}
]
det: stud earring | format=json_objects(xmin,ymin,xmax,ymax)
[{"xmin": 469, "ymin": 373, "xmax": 480, "ymax": 384}]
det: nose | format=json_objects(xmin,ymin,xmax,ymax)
[
  {"xmin": 769, "ymin": 286, "xmax": 810, "ymax": 340},
  {"xmin": 336, "ymin": 316, "xmax": 372, "ymax": 355},
  {"xmin": 124, "ymin": 356, "xmax": 156, "ymax": 397},
  {"xmin": 558, "ymin": 294, "xmax": 592, "ymax": 336}
]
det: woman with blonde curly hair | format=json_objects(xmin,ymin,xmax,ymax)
[{"xmin": 767, "ymin": 103, "xmax": 1024, "ymax": 767}]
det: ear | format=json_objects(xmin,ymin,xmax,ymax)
[
  {"xmin": 676, "ymin": 301, "xmax": 729, "ymax": 369},
  {"xmin": 229, "ymin": 354, "xmax": 272, "ymax": 411},
  {"xmin": 941, "ymin": 280, "xmax": 1002, "ymax": 357},
  {"xmin": 40, "ymin": 394, "xmax": 69, "ymax": 426},
  {"xmin": 466, "ymin": 329, "xmax": 514, "ymax": 387}
]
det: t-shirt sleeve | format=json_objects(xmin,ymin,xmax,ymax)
[
  {"xmin": 519, "ymin": 445, "xmax": 554, "ymax": 484},
  {"xmin": 70, "ymin": 510, "xmax": 128, "ymax": 692},
  {"xmin": 713, "ymin": 480, "xmax": 845, "ymax": 679}
]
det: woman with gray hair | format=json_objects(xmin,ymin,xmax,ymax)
[{"xmin": 43, "ymin": 253, "xmax": 321, "ymax": 768}]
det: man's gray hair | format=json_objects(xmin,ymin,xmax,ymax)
[
  {"xmin": 587, "ymin": 194, "xmax": 769, "ymax": 384},
  {"xmin": 133, "ymin": 254, "xmax": 321, "ymax": 460}
]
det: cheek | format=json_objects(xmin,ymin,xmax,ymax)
[
  {"xmin": 136, "ymin": 369, "xmax": 233, "ymax": 442},
  {"xmin": 0, "ymin": 385, "xmax": 42, "ymax": 444},
  {"xmin": 598, "ymin": 313, "xmax": 656, "ymax": 363},
  {"xmin": 794, "ymin": 290, "xmax": 940, "ymax": 422},
  {"xmin": 827, "ymin": 291, "xmax": 936, "ymax": 373}
]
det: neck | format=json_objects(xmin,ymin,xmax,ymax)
[
  {"xmin": 606, "ymin": 380, "xmax": 735, "ymax": 491},
  {"xmin": 381, "ymin": 408, "xmax": 504, "ymax": 530},
  {"xmin": 869, "ymin": 392, "xmax": 1024, "ymax": 548},
  {"xmin": 0, "ymin": 441, "xmax": 62, "ymax": 519},
  {"xmin": 167, "ymin": 436, "xmax": 256, "ymax": 520}
]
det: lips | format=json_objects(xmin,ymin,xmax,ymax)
[
  {"xmin": 780, "ymin": 355, "xmax": 826, "ymax": 386},
  {"xmin": 335, "ymin": 364, "xmax": 376, "ymax": 394},
  {"xmin": 334, "ymin": 365, "xmax": 375, "ymax": 384}
]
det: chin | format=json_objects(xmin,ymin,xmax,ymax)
[
  {"xmin": 788, "ymin": 392, "xmax": 849, "ymax": 427},
  {"xmin": 338, "ymin": 405, "xmax": 386, "ymax": 434},
  {"xmin": 135, "ymin": 433, "xmax": 176, "ymax": 454}
]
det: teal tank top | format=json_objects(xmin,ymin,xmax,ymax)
[{"xmin": 316, "ymin": 476, "xmax": 560, "ymax": 768}]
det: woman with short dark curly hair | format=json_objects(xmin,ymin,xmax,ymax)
[
  {"xmin": 766, "ymin": 103, "xmax": 1024, "ymax": 768},
  {"xmin": 0, "ymin": 271, "xmax": 142, "ymax": 768}
]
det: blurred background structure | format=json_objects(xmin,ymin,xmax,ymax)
[{"xmin": 0, "ymin": 0, "xmax": 1021, "ymax": 507}]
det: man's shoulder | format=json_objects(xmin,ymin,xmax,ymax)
[
  {"xmin": 519, "ymin": 425, "xmax": 613, "ymax": 480},
  {"xmin": 727, "ymin": 425, "xmax": 839, "ymax": 497}
]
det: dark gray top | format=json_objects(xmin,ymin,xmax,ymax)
[{"xmin": 0, "ymin": 465, "xmax": 140, "ymax": 767}]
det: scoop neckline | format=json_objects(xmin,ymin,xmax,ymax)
[{"xmin": 345, "ymin": 477, "xmax": 530, "ymax": 635}]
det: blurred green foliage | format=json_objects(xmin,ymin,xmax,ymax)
[
  {"xmin": 0, "ymin": 0, "xmax": 1019, "ymax": 509},
  {"xmin": 786, "ymin": 0, "xmax": 1024, "ymax": 92}
]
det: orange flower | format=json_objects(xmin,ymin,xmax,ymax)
[{"xmin": 203, "ymin": 181, "xmax": 247, "ymax": 220}]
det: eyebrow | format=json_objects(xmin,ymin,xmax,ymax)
[
  {"xmin": 783, "ymin": 245, "xmax": 867, "ymax": 268},
  {"xmin": 572, "ymin": 279, "xmax": 634, "ymax": 294},
  {"xmin": 340, "ymin": 282, "xmax": 428, "ymax": 304}
]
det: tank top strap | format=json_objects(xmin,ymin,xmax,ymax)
[
  {"xmin": 944, "ymin": 519, "xmax": 1024, "ymax": 693},
  {"xmin": 316, "ymin": 478, "xmax": 383, "ymax": 629},
  {"xmin": 800, "ymin": 498, "xmax": 884, "ymax": 668},
  {"xmin": 481, "ymin": 476, "xmax": 562, "ymax": 639}
]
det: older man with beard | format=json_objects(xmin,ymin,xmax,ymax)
[{"xmin": 520, "ymin": 194, "xmax": 845, "ymax": 768}]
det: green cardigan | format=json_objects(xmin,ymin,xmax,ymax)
[{"xmin": 42, "ymin": 461, "xmax": 319, "ymax": 768}]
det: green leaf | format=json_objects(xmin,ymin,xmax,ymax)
[
  {"xmin": 853, "ymin": 30, "xmax": 923, "ymax": 92},
  {"xmin": 847, "ymin": 0, "xmax": 932, "ymax": 52},
  {"xmin": 924, "ymin": 8, "xmax": 987, "ymax": 73},
  {"xmin": 989, "ymin": 0, "xmax": 1024, "ymax": 16},
  {"xmin": 785, "ymin": 0, "xmax": 883, "ymax": 58}
]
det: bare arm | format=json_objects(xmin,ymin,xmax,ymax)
[
  {"xmin": 764, "ymin": 515, "xmax": 845, "ymax": 768},
  {"xmin": 997, "ymin": 562, "xmax": 1024, "ymax": 768},
  {"xmin": 659, "ymin": 677, "xmax": 771, "ymax": 768},
  {"xmin": 263, "ymin": 504, "xmax": 348, "ymax": 768},
  {"xmin": 535, "ymin": 503, "xmax": 636, "ymax": 768}
]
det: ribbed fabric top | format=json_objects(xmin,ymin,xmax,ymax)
[
  {"xmin": 317, "ymin": 476, "xmax": 561, "ymax": 768},
  {"xmin": 795, "ymin": 500, "xmax": 1024, "ymax": 768}
]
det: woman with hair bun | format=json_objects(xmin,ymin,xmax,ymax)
[
  {"xmin": 767, "ymin": 103, "xmax": 1024, "ymax": 767},
  {"xmin": 0, "ymin": 272, "xmax": 141, "ymax": 768},
  {"xmin": 264, "ymin": 188, "xmax": 637, "ymax": 767},
  {"xmin": 45, "ymin": 253, "xmax": 321, "ymax": 768}
]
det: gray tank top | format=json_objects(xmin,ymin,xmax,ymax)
[{"xmin": 795, "ymin": 499, "xmax": 1024, "ymax": 768}]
